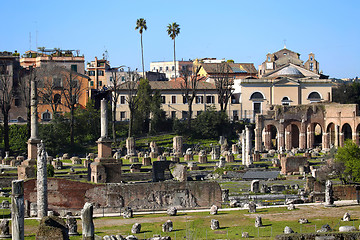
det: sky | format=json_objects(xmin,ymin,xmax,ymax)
[{"xmin": 1, "ymin": 0, "xmax": 359, "ymax": 79}]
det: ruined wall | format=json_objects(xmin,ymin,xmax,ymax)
[
  {"xmin": 333, "ymin": 185, "xmax": 357, "ymax": 200},
  {"xmin": 280, "ymin": 156, "xmax": 308, "ymax": 174},
  {"xmin": 24, "ymin": 178, "xmax": 222, "ymax": 211}
]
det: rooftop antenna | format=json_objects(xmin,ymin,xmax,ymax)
[
  {"xmin": 35, "ymin": 21, "xmax": 38, "ymax": 50},
  {"xmin": 283, "ymin": 39, "xmax": 287, "ymax": 49}
]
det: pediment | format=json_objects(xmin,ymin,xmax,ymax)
[{"xmin": 273, "ymin": 78, "xmax": 300, "ymax": 86}]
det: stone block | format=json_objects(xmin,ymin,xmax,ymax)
[{"xmin": 142, "ymin": 157, "xmax": 152, "ymax": 166}]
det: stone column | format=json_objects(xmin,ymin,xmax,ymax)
[
  {"xmin": 173, "ymin": 136, "xmax": 183, "ymax": 156},
  {"xmin": 254, "ymin": 115, "xmax": 262, "ymax": 152},
  {"xmin": 264, "ymin": 126, "xmax": 271, "ymax": 151},
  {"xmin": 339, "ymin": 132, "xmax": 344, "ymax": 147},
  {"xmin": 96, "ymin": 99, "xmax": 113, "ymax": 160},
  {"xmin": 81, "ymin": 202, "xmax": 94, "ymax": 240},
  {"xmin": 278, "ymin": 120, "xmax": 285, "ymax": 151},
  {"xmin": 241, "ymin": 130, "xmax": 246, "ymax": 165},
  {"xmin": 37, "ymin": 141, "xmax": 47, "ymax": 218},
  {"xmin": 353, "ymin": 131, "xmax": 359, "ymax": 145},
  {"xmin": 245, "ymin": 125, "xmax": 252, "ymax": 166},
  {"xmin": 325, "ymin": 180, "xmax": 335, "ymax": 207},
  {"xmin": 27, "ymin": 78, "xmax": 41, "ymax": 160},
  {"xmin": 307, "ymin": 125, "xmax": 314, "ymax": 149},
  {"xmin": 285, "ymin": 125, "xmax": 292, "ymax": 151},
  {"xmin": 299, "ymin": 119, "xmax": 307, "ymax": 150},
  {"xmin": 126, "ymin": 137, "xmax": 136, "ymax": 156},
  {"xmin": 322, "ymin": 132, "xmax": 329, "ymax": 150},
  {"xmin": 11, "ymin": 180, "xmax": 24, "ymax": 240},
  {"xmin": 100, "ymin": 98, "xmax": 108, "ymax": 139}
]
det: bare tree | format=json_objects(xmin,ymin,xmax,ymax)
[
  {"xmin": 213, "ymin": 62, "xmax": 234, "ymax": 112},
  {"xmin": 123, "ymin": 69, "xmax": 139, "ymax": 138},
  {"xmin": 179, "ymin": 66, "xmax": 204, "ymax": 130},
  {"xmin": 0, "ymin": 60, "xmax": 18, "ymax": 151},
  {"xmin": 108, "ymin": 65, "xmax": 126, "ymax": 144}
]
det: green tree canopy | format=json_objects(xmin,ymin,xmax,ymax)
[{"xmin": 335, "ymin": 139, "xmax": 360, "ymax": 183}]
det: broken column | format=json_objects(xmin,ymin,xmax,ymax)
[
  {"xmin": 173, "ymin": 136, "xmax": 183, "ymax": 157},
  {"xmin": 37, "ymin": 141, "xmax": 48, "ymax": 218},
  {"xmin": 81, "ymin": 202, "xmax": 94, "ymax": 240},
  {"xmin": 11, "ymin": 180, "xmax": 24, "ymax": 240},
  {"xmin": 325, "ymin": 180, "xmax": 336, "ymax": 207},
  {"xmin": 126, "ymin": 137, "xmax": 136, "ymax": 157},
  {"xmin": 241, "ymin": 130, "xmax": 246, "ymax": 165},
  {"xmin": 245, "ymin": 125, "xmax": 253, "ymax": 166},
  {"xmin": 149, "ymin": 141, "xmax": 158, "ymax": 158}
]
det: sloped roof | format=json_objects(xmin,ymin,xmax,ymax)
[
  {"xmin": 117, "ymin": 80, "xmax": 216, "ymax": 91},
  {"xmin": 201, "ymin": 62, "xmax": 257, "ymax": 74},
  {"xmin": 263, "ymin": 63, "xmax": 320, "ymax": 79}
]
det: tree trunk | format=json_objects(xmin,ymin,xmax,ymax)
[
  {"xmin": 141, "ymin": 33, "xmax": 145, "ymax": 78},
  {"xmin": 3, "ymin": 111, "xmax": 9, "ymax": 152},
  {"xmin": 173, "ymin": 38, "xmax": 176, "ymax": 80},
  {"xmin": 187, "ymin": 101, "xmax": 192, "ymax": 130},
  {"xmin": 70, "ymin": 106, "xmax": 75, "ymax": 146}
]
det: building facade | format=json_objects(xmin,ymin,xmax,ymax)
[{"xmin": 150, "ymin": 60, "xmax": 193, "ymax": 80}]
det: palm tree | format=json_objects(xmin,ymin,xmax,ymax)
[
  {"xmin": 167, "ymin": 22, "xmax": 180, "ymax": 80},
  {"xmin": 135, "ymin": 18, "xmax": 147, "ymax": 78}
]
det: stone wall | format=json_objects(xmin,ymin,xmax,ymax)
[
  {"xmin": 24, "ymin": 178, "xmax": 222, "ymax": 211},
  {"xmin": 334, "ymin": 185, "xmax": 358, "ymax": 200},
  {"xmin": 280, "ymin": 156, "xmax": 308, "ymax": 175}
]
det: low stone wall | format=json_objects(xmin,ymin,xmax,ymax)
[
  {"xmin": 24, "ymin": 178, "xmax": 222, "ymax": 211},
  {"xmin": 0, "ymin": 177, "xmax": 17, "ymax": 188},
  {"xmin": 334, "ymin": 184, "xmax": 358, "ymax": 200},
  {"xmin": 275, "ymin": 232, "xmax": 360, "ymax": 240}
]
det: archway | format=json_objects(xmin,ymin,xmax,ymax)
[
  {"xmin": 342, "ymin": 123, "xmax": 352, "ymax": 141},
  {"xmin": 356, "ymin": 124, "xmax": 360, "ymax": 145},
  {"xmin": 263, "ymin": 124, "xmax": 278, "ymax": 150},
  {"xmin": 291, "ymin": 124, "xmax": 300, "ymax": 148},
  {"xmin": 314, "ymin": 123, "xmax": 323, "ymax": 147}
]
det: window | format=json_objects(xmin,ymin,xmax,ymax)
[
  {"xmin": 90, "ymin": 81, "xmax": 94, "ymax": 86},
  {"xmin": 109, "ymin": 77, "xmax": 113, "ymax": 82},
  {"xmin": 283, "ymin": 53, "xmax": 287, "ymax": 55},
  {"xmin": 54, "ymin": 94, "xmax": 61, "ymax": 104},
  {"xmin": 166, "ymin": 66, "xmax": 169, "ymax": 71},
  {"xmin": 171, "ymin": 96, "xmax": 176, "ymax": 104},
  {"xmin": 97, "ymin": 70, "xmax": 104, "ymax": 76},
  {"xmin": 42, "ymin": 111, "xmax": 51, "ymax": 122},
  {"xmin": 99, "ymin": 81, "xmax": 102, "ymax": 86},
  {"xmin": 183, "ymin": 96, "xmax": 188, "ymax": 104},
  {"xmin": 120, "ymin": 96, "xmax": 126, "ymax": 104},
  {"xmin": 233, "ymin": 110, "xmax": 238, "ymax": 121},
  {"xmin": 52, "ymin": 77, "xmax": 62, "ymax": 88},
  {"xmin": 197, "ymin": 111, "xmax": 202, "ymax": 116},
  {"xmin": 267, "ymin": 56, "xmax": 271, "ymax": 61},
  {"xmin": 14, "ymin": 98, "xmax": 21, "ymax": 107},
  {"xmin": 310, "ymin": 63, "xmax": 314, "ymax": 71},
  {"xmin": 121, "ymin": 76, "xmax": 125, "ymax": 81},
  {"xmin": 206, "ymin": 95, "xmax": 215, "ymax": 104},
  {"xmin": 161, "ymin": 96, "xmax": 166, "ymax": 104},
  {"xmin": 254, "ymin": 102, "xmax": 261, "ymax": 114},
  {"xmin": 250, "ymin": 92, "xmax": 265, "ymax": 100},
  {"xmin": 88, "ymin": 71, "xmax": 95, "ymax": 76},
  {"xmin": 308, "ymin": 92, "xmax": 321, "ymax": 102},
  {"xmin": 196, "ymin": 96, "xmax": 203, "ymax": 104},
  {"xmin": 172, "ymin": 66, "xmax": 175, "ymax": 71},
  {"xmin": 310, "ymin": 56, "xmax": 313, "ymax": 61},
  {"xmin": 171, "ymin": 111, "xmax": 176, "ymax": 118},
  {"xmin": 160, "ymin": 67, "xmax": 163, "ymax": 71},
  {"xmin": 182, "ymin": 111, "xmax": 188, "ymax": 119},
  {"xmin": 71, "ymin": 64, "xmax": 78, "ymax": 72},
  {"xmin": 120, "ymin": 111, "xmax": 125, "ymax": 120},
  {"xmin": 281, "ymin": 96, "xmax": 291, "ymax": 106}
]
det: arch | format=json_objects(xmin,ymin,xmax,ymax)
[
  {"xmin": 314, "ymin": 123, "xmax": 323, "ymax": 147},
  {"xmin": 342, "ymin": 123, "xmax": 352, "ymax": 141},
  {"xmin": 356, "ymin": 124, "xmax": 360, "ymax": 145},
  {"xmin": 42, "ymin": 110, "xmax": 52, "ymax": 122},
  {"xmin": 281, "ymin": 96, "xmax": 291, "ymax": 106},
  {"xmin": 307, "ymin": 91, "xmax": 322, "ymax": 102},
  {"xmin": 291, "ymin": 124, "xmax": 300, "ymax": 148},
  {"xmin": 264, "ymin": 124, "xmax": 278, "ymax": 150},
  {"xmin": 250, "ymin": 91, "xmax": 265, "ymax": 100}
]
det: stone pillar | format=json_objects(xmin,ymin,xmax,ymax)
[
  {"xmin": 254, "ymin": 114, "xmax": 262, "ymax": 152},
  {"xmin": 353, "ymin": 132, "xmax": 359, "ymax": 145},
  {"xmin": 96, "ymin": 99, "xmax": 113, "ymax": 160},
  {"xmin": 285, "ymin": 125, "xmax": 292, "ymax": 151},
  {"xmin": 325, "ymin": 180, "xmax": 335, "ymax": 207},
  {"xmin": 11, "ymin": 180, "xmax": 24, "ymax": 240},
  {"xmin": 27, "ymin": 78, "xmax": 41, "ymax": 160},
  {"xmin": 241, "ymin": 130, "xmax": 246, "ymax": 165},
  {"xmin": 264, "ymin": 126, "xmax": 271, "ymax": 151},
  {"xmin": 278, "ymin": 120, "xmax": 285, "ymax": 151},
  {"xmin": 126, "ymin": 137, "xmax": 136, "ymax": 156},
  {"xmin": 173, "ymin": 136, "xmax": 183, "ymax": 156},
  {"xmin": 299, "ymin": 119, "xmax": 307, "ymax": 150},
  {"xmin": 335, "ymin": 125, "xmax": 340, "ymax": 147},
  {"xmin": 323, "ymin": 132, "xmax": 330, "ymax": 150},
  {"xmin": 231, "ymin": 144, "xmax": 239, "ymax": 154},
  {"xmin": 81, "ymin": 202, "xmax": 94, "ymax": 240},
  {"xmin": 307, "ymin": 125, "xmax": 314, "ymax": 149},
  {"xmin": 37, "ymin": 141, "xmax": 47, "ymax": 218},
  {"xmin": 339, "ymin": 132, "xmax": 344, "ymax": 147},
  {"xmin": 245, "ymin": 125, "xmax": 252, "ymax": 166}
]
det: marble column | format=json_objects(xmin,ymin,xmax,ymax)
[
  {"xmin": 325, "ymin": 180, "xmax": 335, "ymax": 207},
  {"xmin": 264, "ymin": 126, "xmax": 271, "ymax": 151},
  {"xmin": 335, "ymin": 125, "xmax": 340, "ymax": 147},
  {"xmin": 299, "ymin": 119, "xmax": 307, "ymax": 150},
  {"xmin": 96, "ymin": 99, "xmax": 112, "ymax": 160},
  {"xmin": 126, "ymin": 137, "xmax": 136, "ymax": 156},
  {"xmin": 100, "ymin": 98, "xmax": 108, "ymax": 139},
  {"xmin": 27, "ymin": 78, "xmax": 41, "ymax": 160},
  {"xmin": 11, "ymin": 180, "xmax": 24, "ymax": 240},
  {"xmin": 245, "ymin": 125, "xmax": 252, "ymax": 166},
  {"xmin": 241, "ymin": 130, "xmax": 246, "ymax": 165},
  {"xmin": 285, "ymin": 125, "xmax": 292, "ymax": 151},
  {"xmin": 173, "ymin": 136, "xmax": 183, "ymax": 156},
  {"xmin": 37, "ymin": 141, "xmax": 47, "ymax": 218},
  {"xmin": 81, "ymin": 202, "xmax": 94, "ymax": 240},
  {"xmin": 323, "ymin": 132, "xmax": 330, "ymax": 150},
  {"xmin": 254, "ymin": 115, "xmax": 262, "ymax": 152},
  {"xmin": 339, "ymin": 132, "xmax": 344, "ymax": 147},
  {"xmin": 307, "ymin": 125, "xmax": 314, "ymax": 149},
  {"xmin": 278, "ymin": 120, "xmax": 285, "ymax": 151}
]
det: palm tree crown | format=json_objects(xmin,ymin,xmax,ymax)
[
  {"xmin": 167, "ymin": 22, "xmax": 180, "ymax": 80},
  {"xmin": 135, "ymin": 18, "xmax": 147, "ymax": 78}
]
